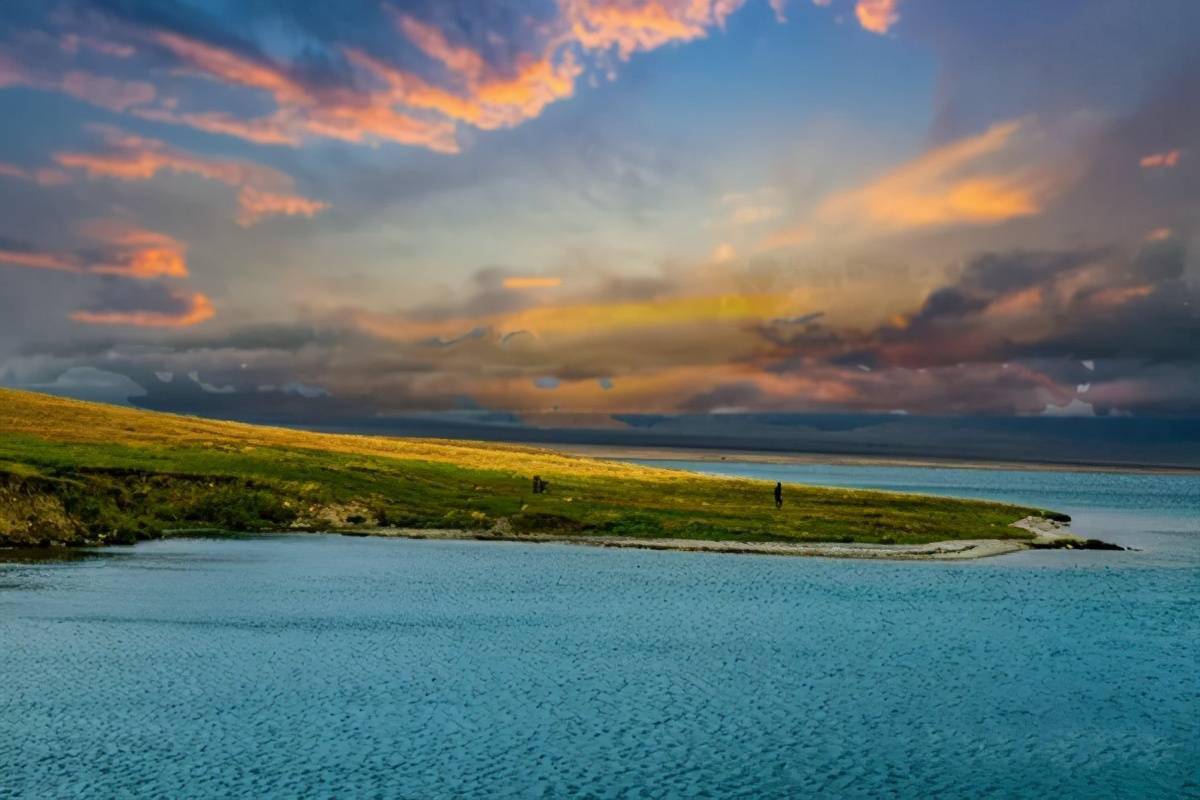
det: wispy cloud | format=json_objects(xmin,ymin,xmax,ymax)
[
  {"xmin": 55, "ymin": 126, "xmax": 327, "ymax": 226},
  {"xmin": 763, "ymin": 119, "xmax": 1067, "ymax": 247}
]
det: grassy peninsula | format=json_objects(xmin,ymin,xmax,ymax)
[{"xmin": 0, "ymin": 388, "xmax": 1067, "ymax": 552}]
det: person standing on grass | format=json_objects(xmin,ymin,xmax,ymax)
[{"xmin": 774, "ymin": 481, "xmax": 783, "ymax": 509}]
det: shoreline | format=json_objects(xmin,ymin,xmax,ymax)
[
  {"xmin": 553, "ymin": 444, "xmax": 1200, "ymax": 476},
  {"xmin": 2, "ymin": 517, "xmax": 1117, "ymax": 563},
  {"xmin": 345, "ymin": 516, "xmax": 1099, "ymax": 561}
]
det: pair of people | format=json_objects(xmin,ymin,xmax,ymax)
[{"xmin": 532, "ymin": 475, "xmax": 549, "ymax": 494}]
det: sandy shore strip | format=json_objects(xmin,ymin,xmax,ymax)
[{"xmin": 350, "ymin": 517, "xmax": 1083, "ymax": 560}]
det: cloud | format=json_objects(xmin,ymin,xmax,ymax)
[
  {"xmin": 0, "ymin": 162, "xmax": 71, "ymax": 187},
  {"xmin": 764, "ymin": 118, "xmax": 1071, "ymax": 246},
  {"xmin": 819, "ymin": 120, "xmax": 1045, "ymax": 230},
  {"xmin": 2, "ymin": 0, "xmax": 773, "ymax": 154},
  {"xmin": 70, "ymin": 283, "xmax": 214, "ymax": 328},
  {"xmin": 59, "ymin": 70, "xmax": 156, "ymax": 111},
  {"xmin": 0, "ymin": 221, "xmax": 208, "ymax": 328},
  {"xmin": 0, "ymin": 243, "xmax": 80, "ymax": 273},
  {"xmin": 120, "ymin": 26, "xmax": 460, "ymax": 152},
  {"xmin": 15, "ymin": 235, "xmax": 1199, "ymax": 416},
  {"xmin": 502, "ymin": 276, "xmax": 563, "ymax": 289},
  {"xmin": 561, "ymin": 0, "xmax": 747, "ymax": 60},
  {"xmin": 235, "ymin": 187, "xmax": 329, "ymax": 227},
  {"xmin": 855, "ymin": 0, "xmax": 900, "ymax": 34},
  {"xmin": 79, "ymin": 220, "xmax": 190, "ymax": 279},
  {"xmin": 81, "ymin": 220, "xmax": 189, "ymax": 280},
  {"xmin": 55, "ymin": 126, "xmax": 328, "ymax": 226},
  {"xmin": 1139, "ymin": 149, "xmax": 1182, "ymax": 168},
  {"xmin": 0, "ymin": 49, "xmax": 156, "ymax": 113},
  {"xmin": 0, "ymin": 221, "xmax": 188, "ymax": 279}
]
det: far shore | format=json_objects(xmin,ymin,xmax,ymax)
[{"xmin": 554, "ymin": 444, "xmax": 1200, "ymax": 476}]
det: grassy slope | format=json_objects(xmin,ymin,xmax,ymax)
[{"xmin": 0, "ymin": 388, "xmax": 1060, "ymax": 547}]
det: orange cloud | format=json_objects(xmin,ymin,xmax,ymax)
[
  {"xmin": 152, "ymin": 31, "xmax": 308, "ymax": 106},
  {"xmin": 5, "ymin": 3, "xmax": 773, "ymax": 154},
  {"xmin": 236, "ymin": 187, "xmax": 330, "ymax": 226},
  {"xmin": 80, "ymin": 220, "xmax": 189, "ymax": 279},
  {"xmin": 0, "ymin": 221, "xmax": 189, "ymax": 280},
  {"xmin": 56, "ymin": 127, "xmax": 279, "ymax": 185},
  {"xmin": 800, "ymin": 119, "xmax": 1051, "ymax": 237},
  {"xmin": 1140, "ymin": 149, "xmax": 1181, "ymax": 168},
  {"xmin": 350, "ymin": 1, "xmax": 747, "ymax": 138},
  {"xmin": 392, "ymin": 12, "xmax": 487, "ymax": 80},
  {"xmin": 56, "ymin": 127, "xmax": 328, "ymax": 226},
  {"xmin": 503, "ymin": 276, "xmax": 564, "ymax": 290},
  {"xmin": 147, "ymin": 30, "xmax": 459, "ymax": 152},
  {"xmin": 563, "ymin": 0, "xmax": 745, "ymax": 59},
  {"xmin": 352, "ymin": 13, "xmax": 584, "ymax": 132},
  {"xmin": 70, "ymin": 291, "xmax": 214, "ymax": 328},
  {"xmin": 855, "ymin": 0, "xmax": 900, "ymax": 34},
  {"xmin": 1145, "ymin": 227, "xmax": 1172, "ymax": 241}
]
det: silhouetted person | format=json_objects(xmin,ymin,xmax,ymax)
[
  {"xmin": 774, "ymin": 481, "xmax": 783, "ymax": 509},
  {"xmin": 532, "ymin": 475, "xmax": 548, "ymax": 494}
]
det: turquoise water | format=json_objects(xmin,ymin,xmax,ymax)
[{"xmin": 2, "ymin": 465, "xmax": 1198, "ymax": 798}]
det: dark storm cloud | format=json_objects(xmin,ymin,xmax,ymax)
[{"xmin": 760, "ymin": 243, "xmax": 1200, "ymax": 374}]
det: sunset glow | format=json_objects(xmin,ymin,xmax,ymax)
[{"xmin": 0, "ymin": 0, "xmax": 1196, "ymax": 418}]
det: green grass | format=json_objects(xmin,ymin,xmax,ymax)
[{"xmin": 0, "ymin": 388, "xmax": 1061, "ymax": 547}]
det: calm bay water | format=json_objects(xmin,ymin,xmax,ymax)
[{"xmin": 2, "ymin": 463, "xmax": 1198, "ymax": 798}]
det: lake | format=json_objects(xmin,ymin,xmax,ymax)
[{"xmin": 2, "ymin": 461, "xmax": 1197, "ymax": 798}]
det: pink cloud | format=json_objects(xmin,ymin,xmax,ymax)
[{"xmin": 855, "ymin": 0, "xmax": 900, "ymax": 34}]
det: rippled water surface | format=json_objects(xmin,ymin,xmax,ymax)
[{"xmin": 2, "ymin": 464, "xmax": 1198, "ymax": 798}]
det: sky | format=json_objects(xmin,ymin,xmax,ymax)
[{"xmin": 0, "ymin": 0, "xmax": 1198, "ymax": 423}]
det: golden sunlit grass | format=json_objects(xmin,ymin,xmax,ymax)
[{"xmin": 0, "ymin": 387, "xmax": 1058, "ymax": 548}]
